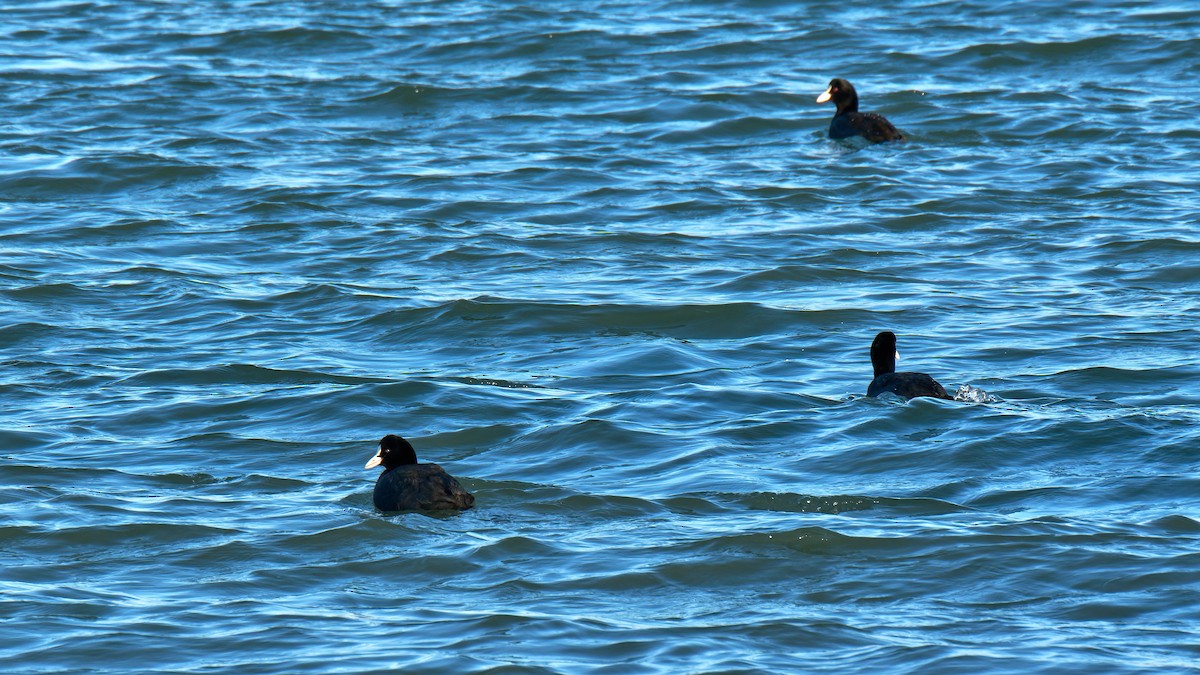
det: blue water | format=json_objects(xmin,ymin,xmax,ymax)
[{"xmin": 3, "ymin": 1, "xmax": 1200, "ymax": 672}]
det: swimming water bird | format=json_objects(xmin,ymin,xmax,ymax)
[
  {"xmin": 817, "ymin": 78, "xmax": 904, "ymax": 143},
  {"xmin": 867, "ymin": 331, "xmax": 952, "ymax": 400},
  {"xmin": 364, "ymin": 434, "xmax": 475, "ymax": 511}
]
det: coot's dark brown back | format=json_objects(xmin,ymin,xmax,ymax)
[{"xmin": 373, "ymin": 463, "xmax": 475, "ymax": 512}]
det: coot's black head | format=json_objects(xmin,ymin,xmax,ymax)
[
  {"xmin": 816, "ymin": 77, "xmax": 859, "ymax": 115},
  {"xmin": 364, "ymin": 434, "xmax": 418, "ymax": 471},
  {"xmin": 870, "ymin": 331, "xmax": 899, "ymax": 378}
]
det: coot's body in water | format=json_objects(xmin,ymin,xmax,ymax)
[
  {"xmin": 867, "ymin": 331, "xmax": 952, "ymax": 400},
  {"xmin": 817, "ymin": 78, "xmax": 904, "ymax": 143},
  {"xmin": 364, "ymin": 434, "xmax": 475, "ymax": 511}
]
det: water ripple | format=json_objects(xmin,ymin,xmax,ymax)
[{"xmin": 3, "ymin": 0, "xmax": 1200, "ymax": 672}]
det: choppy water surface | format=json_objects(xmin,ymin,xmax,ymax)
[{"xmin": 3, "ymin": 1, "xmax": 1200, "ymax": 672}]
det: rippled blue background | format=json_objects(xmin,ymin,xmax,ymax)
[{"xmin": 3, "ymin": 1, "xmax": 1199, "ymax": 672}]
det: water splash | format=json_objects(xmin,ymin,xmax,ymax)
[{"xmin": 954, "ymin": 384, "xmax": 996, "ymax": 403}]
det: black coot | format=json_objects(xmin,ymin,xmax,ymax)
[
  {"xmin": 364, "ymin": 434, "xmax": 475, "ymax": 511},
  {"xmin": 817, "ymin": 78, "xmax": 904, "ymax": 143},
  {"xmin": 867, "ymin": 331, "xmax": 952, "ymax": 400}
]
